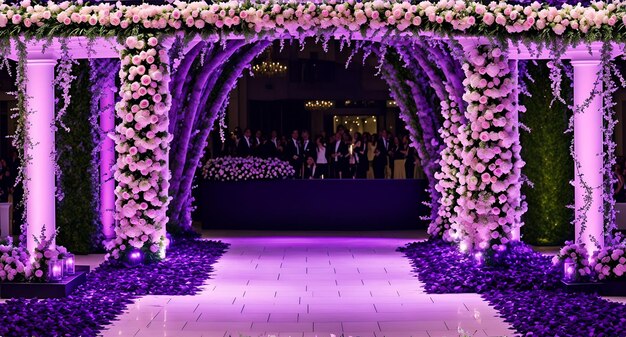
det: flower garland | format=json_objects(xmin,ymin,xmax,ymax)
[
  {"xmin": 202, "ymin": 156, "xmax": 295, "ymax": 182},
  {"xmin": 0, "ymin": 1, "xmax": 624, "ymax": 42},
  {"xmin": 108, "ymin": 34, "xmax": 172, "ymax": 263},
  {"xmin": 431, "ymin": 94, "xmax": 465, "ymax": 242},
  {"xmin": 456, "ymin": 44, "xmax": 526, "ymax": 252}
]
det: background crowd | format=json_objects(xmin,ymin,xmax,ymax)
[{"xmin": 218, "ymin": 125, "xmax": 424, "ymax": 179}]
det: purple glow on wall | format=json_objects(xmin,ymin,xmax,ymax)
[
  {"xmin": 25, "ymin": 59, "xmax": 57, "ymax": 255},
  {"xmin": 99, "ymin": 77, "xmax": 116, "ymax": 240},
  {"xmin": 572, "ymin": 59, "xmax": 604, "ymax": 254}
]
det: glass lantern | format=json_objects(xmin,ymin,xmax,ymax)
[
  {"xmin": 125, "ymin": 249, "xmax": 143, "ymax": 268},
  {"xmin": 564, "ymin": 261, "xmax": 577, "ymax": 283},
  {"xmin": 65, "ymin": 253, "xmax": 75, "ymax": 276},
  {"xmin": 48, "ymin": 258, "xmax": 64, "ymax": 282}
]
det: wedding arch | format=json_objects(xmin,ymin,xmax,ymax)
[{"xmin": 4, "ymin": 0, "xmax": 622, "ymax": 263}]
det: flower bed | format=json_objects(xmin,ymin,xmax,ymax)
[
  {"xmin": 0, "ymin": 238, "xmax": 228, "ymax": 337},
  {"xmin": 400, "ymin": 240, "xmax": 626, "ymax": 336},
  {"xmin": 202, "ymin": 156, "xmax": 295, "ymax": 181}
]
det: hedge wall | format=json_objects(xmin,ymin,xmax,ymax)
[
  {"xmin": 519, "ymin": 61, "xmax": 574, "ymax": 245},
  {"xmin": 55, "ymin": 60, "xmax": 102, "ymax": 254}
]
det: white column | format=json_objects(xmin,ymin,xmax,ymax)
[
  {"xmin": 100, "ymin": 79, "xmax": 116, "ymax": 240},
  {"xmin": 25, "ymin": 59, "xmax": 57, "ymax": 255},
  {"xmin": 572, "ymin": 59, "xmax": 604, "ymax": 254},
  {"xmin": 510, "ymin": 59, "xmax": 521, "ymax": 242}
]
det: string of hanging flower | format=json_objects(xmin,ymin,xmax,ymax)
[{"xmin": 0, "ymin": 1, "xmax": 624, "ymax": 42}]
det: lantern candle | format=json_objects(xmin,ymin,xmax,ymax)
[
  {"xmin": 564, "ymin": 261, "xmax": 576, "ymax": 282},
  {"xmin": 65, "ymin": 253, "xmax": 75, "ymax": 275},
  {"xmin": 474, "ymin": 252, "xmax": 484, "ymax": 266},
  {"xmin": 49, "ymin": 258, "xmax": 64, "ymax": 282}
]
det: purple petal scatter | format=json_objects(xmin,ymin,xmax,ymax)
[
  {"xmin": 400, "ymin": 240, "xmax": 626, "ymax": 336},
  {"xmin": 0, "ymin": 239, "xmax": 228, "ymax": 337}
]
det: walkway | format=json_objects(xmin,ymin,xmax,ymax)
[{"xmin": 101, "ymin": 231, "xmax": 515, "ymax": 337}]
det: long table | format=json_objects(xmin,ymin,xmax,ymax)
[{"xmin": 196, "ymin": 179, "xmax": 429, "ymax": 230}]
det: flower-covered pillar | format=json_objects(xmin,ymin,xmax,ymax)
[
  {"xmin": 100, "ymin": 72, "xmax": 116, "ymax": 240},
  {"xmin": 457, "ymin": 41, "xmax": 526, "ymax": 252},
  {"xmin": 25, "ymin": 57, "xmax": 58, "ymax": 255},
  {"xmin": 108, "ymin": 34, "xmax": 172, "ymax": 262},
  {"xmin": 571, "ymin": 54, "xmax": 604, "ymax": 253}
]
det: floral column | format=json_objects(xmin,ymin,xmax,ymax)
[
  {"xmin": 456, "ymin": 42, "xmax": 526, "ymax": 252},
  {"xmin": 25, "ymin": 58, "xmax": 57, "ymax": 256},
  {"xmin": 108, "ymin": 34, "xmax": 172, "ymax": 263}
]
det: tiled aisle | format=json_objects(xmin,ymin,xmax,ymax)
[{"xmin": 101, "ymin": 232, "xmax": 515, "ymax": 337}]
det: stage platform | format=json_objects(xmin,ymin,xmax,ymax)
[{"xmin": 196, "ymin": 179, "xmax": 429, "ymax": 230}]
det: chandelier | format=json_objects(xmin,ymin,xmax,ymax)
[
  {"xmin": 252, "ymin": 47, "xmax": 287, "ymax": 77},
  {"xmin": 305, "ymin": 100, "xmax": 334, "ymax": 110}
]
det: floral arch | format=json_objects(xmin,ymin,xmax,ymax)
[{"xmin": 3, "ymin": 0, "xmax": 622, "ymax": 264}]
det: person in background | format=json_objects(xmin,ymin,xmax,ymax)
[
  {"xmin": 366, "ymin": 133, "xmax": 376, "ymax": 179},
  {"xmin": 265, "ymin": 130, "xmax": 282, "ymax": 158},
  {"xmin": 344, "ymin": 133, "xmax": 355, "ymax": 178},
  {"xmin": 373, "ymin": 129, "xmax": 389, "ymax": 179},
  {"xmin": 330, "ymin": 132, "xmax": 348, "ymax": 178},
  {"xmin": 303, "ymin": 156, "xmax": 321, "ymax": 179},
  {"xmin": 404, "ymin": 136, "xmax": 417, "ymax": 179},
  {"xmin": 253, "ymin": 130, "xmax": 265, "ymax": 157},
  {"xmin": 315, "ymin": 135, "xmax": 329, "ymax": 178},
  {"xmin": 302, "ymin": 130, "xmax": 316, "ymax": 162},
  {"xmin": 233, "ymin": 126, "xmax": 242, "ymax": 147},
  {"xmin": 353, "ymin": 132, "xmax": 368, "ymax": 179},
  {"xmin": 237, "ymin": 128, "xmax": 253, "ymax": 157},
  {"xmin": 393, "ymin": 135, "xmax": 407, "ymax": 179},
  {"xmin": 285, "ymin": 129, "xmax": 303, "ymax": 178}
]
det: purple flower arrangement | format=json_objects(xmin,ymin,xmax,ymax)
[
  {"xmin": 202, "ymin": 156, "xmax": 295, "ymax": 182},
  {"xmin": 400, "ymin": 239, "xmax": 626, "ymax": 336},
  {"xmin": 0, "ymin": 238, "xmax": 228, "ymax": 337},
  {"xmin": 0, "ymin": 229, "xmax": 69, "ymax": 283}
]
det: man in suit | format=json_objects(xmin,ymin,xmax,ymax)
[
  {"xmin": 301, "ymin": 130, "xmax": 316, "ymax": 162},
  {"xmin": 264, "ymin": 130, "xmax": 281, "ymax": 158},
  {"xmin": 285, "ymin": 129, "xmax": 303, "ymax": 178},
  {"xmin": 237, "ymin": 128, "xmax": 253, "ymax": 157},
  {"xmin": 329, "ymin": 132, "xmax": 349, "ymax": 178},
  {"xmin": 373, "ymin": 129, "xmax": 389, "ymax": 179},
  {"xmin": 253, "ymin": 130, "xmax": 265, "ymax": 157},
  {"xmin": 303, "ymin": 156, "xmax": 322, "ymax": 179}
]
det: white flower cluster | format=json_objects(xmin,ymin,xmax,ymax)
[
  {"xmin": 107, "ymin": 33, "xmax": 172, "ymax": 262},
  {"xmin": 0, "ymin": 1, "xmax": 624, "ymax": 40},
  {"xmin": 202, "ymin": 156, "xmax": 295, "ymax": 182},
  {"xmin": 591, "ymin": 245, "xmax": 626, "ymax": 280},
  {"xmin": 552, "ymin": 241, "xmax": 591, "ymax": 277},
  {"xmin": 0, "ymin": 244, "xmax": 30, "ymax": 282}
]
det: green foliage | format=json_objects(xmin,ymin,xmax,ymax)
[
  {"xmin": 520, "ymin": 61, "xmax": 574, "ymax": 245},
  {"xmin": 55, "ymin": 60, "xmax": 102, "ymax": 254}
]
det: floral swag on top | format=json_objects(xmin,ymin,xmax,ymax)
[
  {"xmin": 107, "ymin": 33, "xmax": 172, "ymax": 263},
  {"xmin": 0, "ymin": 1, "xmax": 624, "ymax": 42},
  {"xmin": 455, "ymin": 44, "xmax": 526, "ymax": 253},
  {"xmin": 202, "ymin": 157, "xmax": 296, "ymax": 182}
]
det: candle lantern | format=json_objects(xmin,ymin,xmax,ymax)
[
  {"xmin": 564, "ymin": 261, "xmax": 577, "ymax": 282},
  {"xmin": 474, "ymin": 252, "xmax": 484, "ymax": 266},
  {"xmin": 65, "ymin": 253, "xmax": 75, "ymax": 275},
  {"xmin": 48, "ymin": 258, "xmax": 64, "ymax": 282}
]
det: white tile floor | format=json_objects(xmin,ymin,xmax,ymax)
[{"xmin": 100, "ymin": 232, "xmax": 516, "ymax": 337}]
